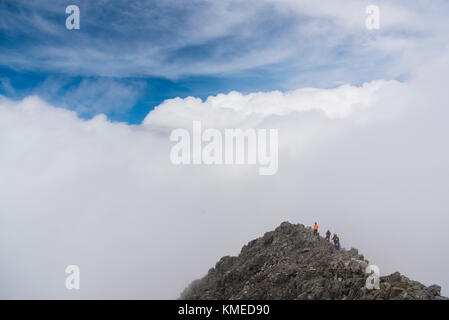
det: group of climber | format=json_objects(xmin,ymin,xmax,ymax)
[{"xmin": 313, "ymin": 222, "xmax": 340, "ymax": 250}]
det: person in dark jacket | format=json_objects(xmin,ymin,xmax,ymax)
[
  {"xmin": 332, "ymin": 233, "xmax": 340, "ymax": 250},
  {"xmin": 325, "ymin": 230, "xmax": 331, "ymax": 241}
]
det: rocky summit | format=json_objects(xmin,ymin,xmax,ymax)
[{"xmin": 181, "ymin": 222, "xmax": 447, "ymax": 300}]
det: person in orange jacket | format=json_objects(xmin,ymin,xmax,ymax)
[{"xmin": 313, "ymin": 222, "xmax": 319, "ymax": 236}]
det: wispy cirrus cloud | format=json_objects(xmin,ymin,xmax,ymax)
[
  {"xmin": 1, "ymin": 0, "xmax": 448, "ymax": 84},
  {"xmin": 33, "ymin": 77, "xmax": 147, "ymax": 118},
  {"xmin": 2, "ymin": 0, "xmax": 449, "ymax": 122}
]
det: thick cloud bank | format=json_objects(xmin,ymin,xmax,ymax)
[{"xmin": 1, "ymin": 58, "xmax": 449, "ymax": 298}]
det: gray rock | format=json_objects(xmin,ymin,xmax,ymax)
[
  {"xmin": 428, "ymin": 285, "xmax": 442, "ymax": 296},
  {"xmin": 348, "ymin": 259, "xmax": 367, "ymax": 273},
  {"xmin": 390, "ymin": 287, "xmax": 405, "ymax": 298},
  {"xmin": 179, "ymin": 222, "xmax": 447, "ymax": 300}
]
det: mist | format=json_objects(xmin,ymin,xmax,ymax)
[{"xmin": 1, "ymin": 49, "xmax": 448, "ymax": 298}]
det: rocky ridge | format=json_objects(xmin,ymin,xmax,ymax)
[{"xmin": 181, "ymin": 222, "xmax": 447, "ymax": 300}]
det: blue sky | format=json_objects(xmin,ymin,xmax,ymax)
[
  {"xmin": 0, "ymin": 66, "xmax": 293, "ymax": 123},
  {"xmin": 0, "ymin": 0, "xmax": 446, "ymax": 123}
]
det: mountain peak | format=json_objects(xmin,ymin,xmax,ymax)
[{"xmin": 181, "ymin": 221, "xmax": 447, "ymax": 300}]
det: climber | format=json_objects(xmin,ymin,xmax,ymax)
[
  {"xmin": 325, "ymin": 230, "xmax": 331, "ymax": 241},
  {"xmin": 334, "ymin": 238, "xmax": 340, "ymax": 250},
  {"xmin": 332, "ymin": 233, "xmax": 340, "ymax": 250},
  {"xmin": 313, "ymin": 222, "xmax": 319, "ymax": 236}
]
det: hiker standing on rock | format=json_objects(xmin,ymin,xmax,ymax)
[
  {"xmin": 332, "ymin": 233, "xmax": 340, "ymax": 250},
  {"xmin": 325, "ymin": 230, "xmax": 331, "ymax": 241},
  {"xmin": 313, "ymin": 222, "xmax": 319, "ymax": 236}
]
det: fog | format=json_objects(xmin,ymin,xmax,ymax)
[{"xmin": 1, "ymin": 52, "xmax": 449, "ymax": 298}]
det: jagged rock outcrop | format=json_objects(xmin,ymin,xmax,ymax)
[{"xmin": 181, "ymin": 222, "xmax": 447, "ymax": 300}]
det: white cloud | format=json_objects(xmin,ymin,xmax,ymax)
[
  {"xmin": 1, "ymin": 49, "xmax": 449, "ymax": 298},
  {"xmin": 269, "ymin": 0, "xmax": 420, "ymax": 31},
  {"xmin": 143, "ymin": 80, "xmax": 398, "ymax": 131},
  {"xmin": 2, "ymin": 0, "xmax": 448, "ymax": 82}
]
